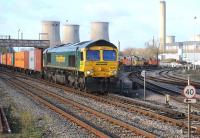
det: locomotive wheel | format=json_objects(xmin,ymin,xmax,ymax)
[
  {"xmin": 74, "ymin": 77, "xmax": 79, "ymax": 89},
  {"xmin": 69, "ymin": 80, "xmax": 74, "ymax": 87},
  {"xmin": 65, "ymin": 76, "xmax": 70, "ymax": 86},
  {"xmin": 68, "ymin": 75, "xmax": 74, "ymax": 87},
  {"xmin": 100, "ymin": 78, "xmax": 110, "ymax": 94},
  {"xmin": 105, "ymin": 78, "xmax": 110, "ymax": 93},
  {"xmin": 79, "ymin": 77, "xmax": 86, "ymax": 91}
]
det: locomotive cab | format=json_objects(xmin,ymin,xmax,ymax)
[{"xmin": 80, "ymin": 47, "xmax": 118, "ymax": 78}]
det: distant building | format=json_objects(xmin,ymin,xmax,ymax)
[{"xmin": 160, "ymin": 34, "xmax": 200, "ymax": 64}]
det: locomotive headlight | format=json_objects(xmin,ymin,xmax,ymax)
[
  {"xmin": 86, "ymin": 70, "xmax": 91, "ymax": 75},
  {"xmin": 86, "ymin": 70, "xmax": 93, "ymax": 75},
  {"xmin": 112, "ymin": 70, "xmax": 117, "ymax": 75}
]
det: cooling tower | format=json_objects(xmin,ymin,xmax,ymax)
[
  {"xmin": 41, "ymin": 21, "xmax": 61, "ymax": 47},
  {"xmin": 166, "ymin": 36, "xmax": 175, "ymax": 43},
  {"xmin": 62, "ymin": 24, "xmax": 80, "ymax": 44},
  {"xmin": 91, "ymin": 22, "xmax": 109, "ymax": 41},
  {"xmin": 159, "ymin": 1, "xmax": 166, "ymax": 52}
]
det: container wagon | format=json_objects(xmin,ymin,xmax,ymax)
[
  {"xmin": 29, "ymin": 48, "xmax": 42, "ymax": 73},
  {"xmin": 14, "ymin": 51, "xmax": 29, "ymax": 71}
]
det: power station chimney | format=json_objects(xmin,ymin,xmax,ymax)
[
  {"xmin": 41, "ymin": 21, "xmax": 61, "ymax": 48},
  {"xmin": 159, "ymin": 1, "xmax": 166, "ymax": 53},
  {"xmin": 91, "ymin": 22, "xmax": 109, "ymax": 41},
  {"xmin": 62, "ymin": 24, "xmax": 80, "ymax": 44}
]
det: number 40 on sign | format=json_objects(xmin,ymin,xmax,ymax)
[{"xmin": 183, "ymin": 85, "xmax": 196, "ymax": 99}]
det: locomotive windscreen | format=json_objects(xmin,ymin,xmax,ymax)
[
  {"xmin": 86, "ymin": 50, "xmax": 100, "ymax": 61},
  {"xmin": 103, "ymin": 50, "xmax": 116, "ymax": 61}
]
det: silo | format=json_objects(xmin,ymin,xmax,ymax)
[
  {"xmin": 62, "ymin": 24, "xmax": 80, "ymax": 44},
  {"xmin": 159, "ymin": 1, "xmax": 166, "ymax": 52},
  {"xmin": 41, "ymin": 21, "xmax": 61, "ymax": 47},
  {"xmin": 91, "ymin": 22, "xmax": 109, "ymax": 41},
  {"xmin": 166, "ymin": 36, "xmax": 175, "ymax": 43}
]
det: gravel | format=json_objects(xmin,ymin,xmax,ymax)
[
  {"xmin": 20, "ymin": 78, "xmax": 198, "ymax": 137},
  {"xmin": 2, "ymin": 71, "xmax": 200, "ymax": 138},
  {"xmin": 0, "ymin": 78, "xmax": 97, "ymax": 138}
]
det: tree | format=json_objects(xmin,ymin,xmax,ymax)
[{"xmin": 0, "ymin": 47, "xmax": 8, "ymax": 54}]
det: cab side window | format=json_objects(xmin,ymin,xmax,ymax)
[
  {"xmin": 47, "ymin": 53, "xmax": 51, "ymax": 64},
  {"xmin": 80, "ymin": 52, "xmax": 83, "ymax": 61},
  {"xmin": 69, "ymin": 55, "xmax": 75, "ymax": 67}
]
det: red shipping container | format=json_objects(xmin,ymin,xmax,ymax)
[
  {"xmin": 14, "ymin": 51, "xmax": 29, "ymax": 69},
  {"xmin": 34, "ymin": 49, "xmax": 42, "ymax": 71}
]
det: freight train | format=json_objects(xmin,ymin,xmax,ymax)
[
  {"xmin": 119, "ymin": 56, "xmax": 159, "ymax": 67},
  {"xmin": 0, "ymin": 39, "xmax": 119, "ymax": 93}
]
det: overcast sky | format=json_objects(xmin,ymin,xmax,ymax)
[{"xmin": 0, "ymin": 0, "xmax": 200, "ymax": 50}]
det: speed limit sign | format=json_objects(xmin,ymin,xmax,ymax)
[{"xmin": 183, "ymin": 85, "xmax": 196, "ymax": 99}]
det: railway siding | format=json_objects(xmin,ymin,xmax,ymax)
[
  {"xmin": 6, "ymin": 74, "xmax": 156, "ymax": 138},
  {"xmin": 14, "ymin": 73, "xmax": 192, "ymax": 137},
  {"xmin": 7, "ymin": 79, "xmax": 110, "ymax": 138},
  {"xmin": 1, "ymin": 69, "xmax": 200, "ymax": 136}
]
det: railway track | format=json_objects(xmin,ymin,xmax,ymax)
[
  {"xmin": 2, "ymin": 72, "xmax": 156, "ymax": 138},
  {"xmin": 130, "ymin": 70, "xmax": 200, "ymax": 127},
  {"xmin": 160, "ymin": 70, "xmax": 200, "ymax": 89},
  {"xmin": 148, "ymin": 70, "xmax": 200, "ymax": 106},
  {"xmin": 0, "ymin": 106, "xmax": 11, "ymax": 133},
  {"xmin": 3, "ymin": 70, "xmax": 200, "ymax": 136}
]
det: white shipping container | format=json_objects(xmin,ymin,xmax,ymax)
[{"xmin": 29, "ymin": 50, "xmax": 35, "ymax": 70}]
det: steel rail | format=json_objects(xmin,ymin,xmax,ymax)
[
  {"xmin": 0, "ymin": 106, "xmax": 11, "ymax": 133},
  {"xmin": 2, "ymin": 70, "xmax": 200, "ymax": 135},
  {"xmin": 0, "ymin": 107, "xmax": 3, "ymax": 133},
  {"xmin": 16, "ymin": 72, "xmax": 200, "ymax": 135},
  {"xmin": 8, "ymin": 75, "xmax": 156, "ymax": 138},
  {"xmin": 6, "ymin": 80, "xmax": 110, "ymax": 138},
  {"xmin": 130, "ymin": 71, "xmax": 200, "ymax": 134},
  {"xmin": 7, "ymin": 70, "xmax": 200, "ymax": 135}
]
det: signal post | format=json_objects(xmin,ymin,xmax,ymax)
[{"xmin": 183, "ymin": 77, "xmax": 196, "ymax": 138}]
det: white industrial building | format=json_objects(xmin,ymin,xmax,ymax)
[
  {"xmin": 161, "ymin": 35, "xmax": 200, "ymax": 64},
  {"xmin": 158, "ymin": 1, "xmax": 200, "ymax": 64}
]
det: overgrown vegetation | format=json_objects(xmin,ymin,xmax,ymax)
[
  {"xmin": 1, "ymin": 105, "xmax": 44, "ymax": 138},
  {"xmin": 0, "ymin": 47, "xmax": 8, "ymax": 54},
  {"xmin": 121, "ymin": 44, "xmax": 159, "ymax": 59}
]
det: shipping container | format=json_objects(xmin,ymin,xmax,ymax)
[
  {"xmin": 35, "ymin": 49, "xmax": 42, "ymax": 71},
  {"xmin": 28, "ymin": 49, "xmax": 42, "ymax": 71},
  {"xmin": 0, "ymin": 54, "xmax": 2, "ymax": 64},
  {"xmin": 6, "ymin": 53, "xmax": 14, "ymax": 66},
  {"xmin": 2, "ymin": 54, "xmax": 7, "ymax": 65},
  {"xmin": 29, "ymin": 50, "xmax": 34, "ymax": 70},
  {"xmin": 14, "ymin": 51, "xmax": 29, "ymax": 69}
]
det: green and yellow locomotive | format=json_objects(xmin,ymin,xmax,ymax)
[{"xmin": 43, "ymin": 39, "xmax": 118, "ymax": 93}]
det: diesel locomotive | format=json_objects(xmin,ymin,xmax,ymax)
[
  {"xmin": 43, "ymin": 39, "xmax": 118, "ymax": 93},
  {"xmin": 0, "ymin": 39, "xmax": 118, "ymax": 93}
]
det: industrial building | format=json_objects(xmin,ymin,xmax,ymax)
[
  {"xmin": 163, "ymin": 35, "xmax": 200, "ymax": 64},
  {"xmin": 158, "ymin": 1, "xmax": 200, "ymax": 64}
]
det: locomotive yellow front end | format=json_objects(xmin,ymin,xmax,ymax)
[{"xmin": 80, "ymin": 45, "xmax": 118, "ymax": 78}]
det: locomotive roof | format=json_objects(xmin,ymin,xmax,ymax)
[{"xmin": 44, "ymin": 39, "xmax": 117, "ymax": 53}]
